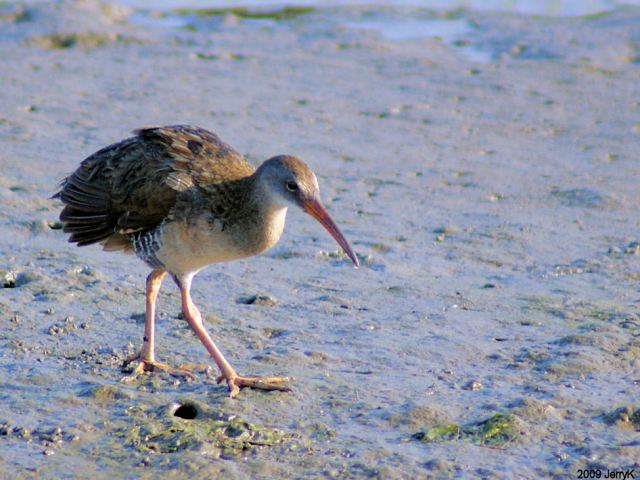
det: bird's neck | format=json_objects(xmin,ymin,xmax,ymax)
[{"xmin": 225, "ymin": 174, "xmax": 288, "ymax": 256}]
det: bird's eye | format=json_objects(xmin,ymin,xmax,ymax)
[{"xmin": 286, "ymin": 181, "xmax": 299, "ymax": 192}]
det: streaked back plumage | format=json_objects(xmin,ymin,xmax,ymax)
[{"xmin": 55, "ymin": 125, "xmax": 255, "ymax": 251}]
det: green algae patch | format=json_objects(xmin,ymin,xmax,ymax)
[
  {"xmin": 470, "ymin": 414, "xmax": 520, "ymax": 446},
  {"xmin": 412, "ymin": 424, "xmax": 461, "ymax": 442},
  {"xmin": 135, "ymin": 416, "xmax": 285, "ymax": 454},
  {"xmin": 174, "ymin": 6, "xmax": 314, "ymax": 21},
  {"xmin": 118, "ymin": 400, "xmax": 287, "ymax": 458},
  {"xmin": 413, "ymin": 413, "xmax": 521, "ymax": 447}
]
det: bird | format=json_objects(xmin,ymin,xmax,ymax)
[{"xmin": 54, "ymin": 125, "xmax": 359, "ymax": 398}]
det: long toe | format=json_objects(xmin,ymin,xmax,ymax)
[
  {"xmin": 121, "ymin": 360, "xmax": 199, "ymax": 383},
  {"xmin": 237, "ymin": 376, "xmax": 291, "ymax": 389},
  {"xmin": 218, "ymin": 375, "xmax": 292, "ymax": 398},
  {"xmin": 151, "ymin": 361, "xmax": 198, "ymax": 381}
]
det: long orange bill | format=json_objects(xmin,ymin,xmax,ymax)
[{"xmin": 303, "ymin": 198, "xmax": 359, "ymax": 267}]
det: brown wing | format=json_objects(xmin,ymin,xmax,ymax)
[{"xmin": 55, "ymin": 125, "xmax": 255, "ymax": 251}]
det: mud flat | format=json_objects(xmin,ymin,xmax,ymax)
[{"xmin": 0, "ymin": 1, "xmax": 639, "ymax": 478}]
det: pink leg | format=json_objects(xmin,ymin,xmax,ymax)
[
  {"xmin": 122, "ymin": 270, "xmax": 197, "ymax": 382},
  {"xmin": 142, "ymin": 270, "xmax": 166, "ymax": 362},
  {"xmin": 178, "ymin": 274, "xmax": 291, "ymax": 398}
]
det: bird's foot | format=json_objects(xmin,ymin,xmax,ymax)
[
  {"xmin": 217, "ymin": 374, "xmax": 292, "ymax": 398},
  {"xmin": 120, "ymin": 358, "xmax": 207, "ymax": 384}
]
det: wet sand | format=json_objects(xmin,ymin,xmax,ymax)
[{"xmin": 1, "ymin": 1, "xmax": 639, "ymax": 478}]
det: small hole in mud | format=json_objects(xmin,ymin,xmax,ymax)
[{"xmin": 173, "ymin": 404, "xmax": 198, "ymax": 420}]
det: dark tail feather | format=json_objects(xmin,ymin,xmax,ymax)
[
  {"xmin": 62, "ymin": 222, "xmax": 110, "ymax": 234},
  {"xmin": 69, "ymin": 229, "xmax": 114, "ymax": 246},
  {"xmin": 60, "ymin": 211, "xmax": 108, "ymax": 221},
  {"xmin": 59, "ymin": 189, "xmax": 109, "ymax": 211}
]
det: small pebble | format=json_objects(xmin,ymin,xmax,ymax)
[
  {"xmin": 463, "ymin": 380, "xmax": 483, "ymax": 391},
  {"xmin": 236, "ymin": 294, "xmax": 277, "ymax": 307}
]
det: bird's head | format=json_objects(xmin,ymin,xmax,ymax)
[{"xmin": 257, "ymin": 155, "xmax": 359, "ymax": 267}]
